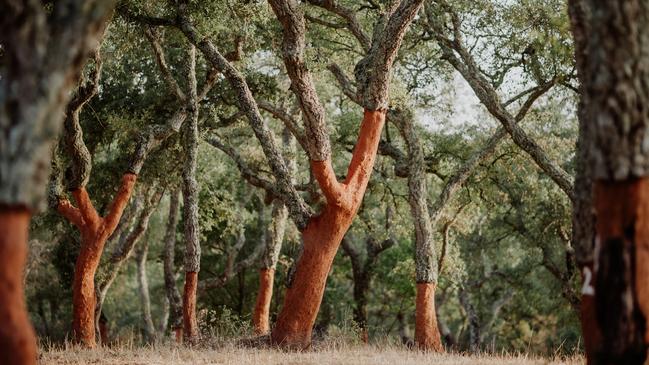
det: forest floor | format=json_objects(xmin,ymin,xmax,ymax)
[{"xmin": 41, "ymin": 343, "xmax": 583, "ymax": 365}]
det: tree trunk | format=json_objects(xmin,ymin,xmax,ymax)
[
  {"xmin": 570, "ymin": 1, "xmax": 649, "ymax": 364},
  {"xmin": 0, "ymin": 208, "xmax": 38, "ymax": 365},
  {"xmin": 593, "ymin": 181, "xmax": 649, "ymax": 363},
  {"xmin": 253, "ymin": 268, "xmax": 276, "ymax": 335},
  {"xmin": 394, "ymin": 111, "xmax": 444, "ymax": 351},
  {"xmin": 136, "ymin": 241, "xmax": 156, "ymax": 344},
  {"xmin": 252, "ymin": 130, "xmax": 293, "ymax": 335},
  {"xmin": 163, "ymin": 190, "xmax": 183, "ymax": 339},
  {"xmin": 60, "ymin": 174, "xmax": 137, "ymax": 347},
  {"xmin": 416, "ymin": 283, "xmax": 443, "ymax": 351},
  {"xmin": 182, "ymin": 271, "xmax": 199, "ymax": 343},
  {"xmin": 270, "ymin": 110, "xmax": 386, "ymax": 348},
  {"xmin": 181, "ymin": 46, "xmax": 201, "ymax": 344}
]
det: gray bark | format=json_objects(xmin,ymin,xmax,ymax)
[
  {"xmin": 354, "ymin": 0, "xmax": 425, "ymax": 111},
  {"xmin": 182, "ymin": 46, "xmax": 201, "ymax": 273},
  {"xmin": 262, "ymin": 129, "xmax": 295, "ymax": 269},
  {"xmin": 567, "ymin": 0, "xmax": 595, "ymax": 267},
  {"xmin": 580, "ymin": 1, "xmax": 649, "ymax": 180},
  {"xmin": 305, "ymin": 0, "xmax": 371, "ymax": 51},
  {"xmin": 268, "ymin": 0, "xmax": 331, "ymax": 161},
  {"xmin": 0, "ymin": 1, "xmax": 115, "ymax": 210},
  {"xmin": 394, "ymin": 109, "xmax": 438, "ymax": 283},
  {"xmin": 62, "ymin": 51, "xmax": 102, "ymax": 191},
  {"xmin": 175, "ymin": 3, "xmax": 312, "ymax": 230},
  {"xmin": 135, "ymin": 240, "xmax": 156, "ymax": 344},
  {"xmin": 163, "ymin": 189, "xmax": 183, "ymax": 331}
]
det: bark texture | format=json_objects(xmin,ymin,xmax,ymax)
[
  {"xmin": 570, "ymin": 1, "xmax": 649, "ymax": 363},
  {"xmin": 567, "ymin": 1, "xmax": 599, "ymax": 362},
  {"xmin": 265, "ymin": 0, "xmax": 421, "ymax": 349},
  {"xmin": 182, "ymin": 46, "xmax": 201, "ymax": 344},
  {"xmin": 183, "ymin": 271, "xmax": 199, "ymax": 343},
  {"xmin": 0, "ymin": 3, "xmax": 114, "ymax": 357},
  {"xmin": 0, "ymin": 0, "xmax": 115, "ymax": 211},
  {"xmin": 0, "ymin": 208, "xmax": 38, "ymax": 365},
  {"xmin": 163, "ymin": 190, "xmax": 183, "ymax": 336}
]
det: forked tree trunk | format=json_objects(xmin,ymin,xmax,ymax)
[
  {"xmin": 58, "ymin": 174, "xmax": 137, "ymax": 347},
  {"xmin": 0, "ymin": 208, "xmax": 38, "ymax": 364},
  {"xmin": 271, "ymin": 110, "xmax": 386, "ymax": 347}
]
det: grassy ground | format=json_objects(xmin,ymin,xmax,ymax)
[{"xmin": 41, "ymin": 343, "xmax": 583, "ymax": 365}]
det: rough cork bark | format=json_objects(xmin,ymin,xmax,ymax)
[
  {"xmin": 567, "ymin": 1, "xmax": 598, "ymax": 362},
  {"xmin": 182, "ymin": 46, "xmax": 201, "ymax": 344},
  {"xmin": 570, "ymin": 1, "xmax": 649, "ymax": 363},
  {"xmin": 0, "ymin": 2, "xmax": 115, "ymax": 358}
]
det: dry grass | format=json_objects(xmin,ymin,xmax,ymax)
[{"xmin": 41, "ymin": 342, "xmax": 584, "ymax": 365}]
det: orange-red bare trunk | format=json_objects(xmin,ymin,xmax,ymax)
[
  {"xmin": 593, "ymin": 179, "xmax": 649, "ymax": 363},
  {"xmin": 59, "ymin": 174, "xmax": 137, "ymax": 347},
  {"xmin": 0, "ymin": 208, "xmax": 38, "ymax": 364},
  {"xmin": 579, "ymin": 263, "xmax": 601, "ymax": 365},
  {"xmin": 253, "ymin": 268, "xmax": 275, "ymax": 335},
  {"xmin": 183, "ymin": 271, "xmax": 199, "ymax": 344},
  {"xmin": 270, "ymin": 110, "xmax": 385, "ymax": 348},
  {"xmin": 415, "ymin": 283, "xmax": 443, "ymax": 351}
]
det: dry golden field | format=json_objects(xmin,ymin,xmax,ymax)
[{"xmin": 41, "ymin": 344, "xmax": 583, "ymax": 365}]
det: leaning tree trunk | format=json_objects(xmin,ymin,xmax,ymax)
[
  {"xmin": 135, "ymin": 240, "xmax": 157, "ymax": 344},
  {"xmin": 570, "ymin": 1, "xmax": 649, "ymax": 363},
  {"xmin": 271, "ymin": 110, "xmax": 386, "ymax": 347},
  {"xmin": 163, "ymin": 189, "xmax": 184, "ymax": 341},
  {"xmin": 181, "ymin": 46, "xmax": 201, "ymax": 344}
]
